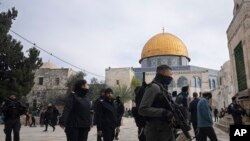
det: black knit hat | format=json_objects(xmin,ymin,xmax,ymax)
[{"xmin": 105, "ymin": 88, "xmax": 113, "ymax": 94}]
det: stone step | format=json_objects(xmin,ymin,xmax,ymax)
[
  {"xmin": 219, "ymin": 118, "xmax": 234, "ymax": 126},
  {"xmin": 215, "ymin": 123, "xmax": 229, "ymax": 133}
]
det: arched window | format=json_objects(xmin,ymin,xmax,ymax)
[
  {"xmin": 212, "ymin": 79, "xmax": 216, "ymax": 89},
  {"xmin": 196, "ymin": 77, "xmax": 201, "ymax": 88},
  {"xmin": 177, "ymin": 76, "xmax": 188, "ymax": 88},
  {"xmin": 191, "ymin": 77, "xmax": 196, "ymax": 87}
]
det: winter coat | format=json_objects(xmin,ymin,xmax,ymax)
[{"xmin": 60, "ymin": 93, "xmax": 91, "ymax": 128}]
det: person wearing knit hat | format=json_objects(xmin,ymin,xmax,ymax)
[{"xmin": 96, "ymin": 88, "xmax": 118, "ymax": 141}]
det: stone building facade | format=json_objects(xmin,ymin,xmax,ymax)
[
  {"xmin": 106, "ymin": 31, "xmax": 219, "ymax": 109},
  {"xmin": 27, "ymin": 62, "xmax": 77, "ymax": 104},
  {"xmin": 212, "ymin": 61, "xmax": 234, "ymax": 110},
  {"xmin": 227, "ymin": 0, "xmax": 250, "ymax": 116}
]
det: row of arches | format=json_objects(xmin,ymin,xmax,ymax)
[
  {"xmin": 169, "ymin": 76, "xmax": 217, "ymax": 89},
  {"xmin": 169, "ymin": 76, "xmax": 202, "ymax": 88}
]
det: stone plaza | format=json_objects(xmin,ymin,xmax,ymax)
[{"xmin": 0, "ymin": 118, "xmax": 229, "ymax": 141}]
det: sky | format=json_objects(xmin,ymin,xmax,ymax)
[{"xmin": 1, "ymin": 0, "xmax": 234, "ymax": 81}]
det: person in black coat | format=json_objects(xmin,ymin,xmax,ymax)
[
  {"xmin": 228, "ymin": 96, "xmax": 246, "ymax": 125},
  {"xmin": 96, "ymin": 88, "xmax": 118, "ymax": 141},
  {"xmin": 1, "ymin": 95, "xmax": 27, "ymax": 141},
  {"xmin": 93, "ymin": 89, "xmax": 106, "ymax": 141},
  {"xmin": 189, "ymin": 92, "xmax": 200, "ymax": 139},
  {"xmin": 44, "ymin": 104, "xmax": 55, "ymax": 132},
  {"xmin": 52, "ymin": 105, "xmax": 59, "ymax": 126},
  {"xmin": 60, "ymin": 79, "xmax": 91, "ymax": 141},
  {"xmin": 114, "ymin": 96, "xmax": 125, "ymax": 140}
]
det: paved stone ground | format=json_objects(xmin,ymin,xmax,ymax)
[{"xmin": 0, "ymin": 118, "xmax": 229, "ymax": 141}]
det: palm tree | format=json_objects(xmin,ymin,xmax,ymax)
[{"xmin": 112, "ymin": 85, "xmax": 133, "ymax": 103}]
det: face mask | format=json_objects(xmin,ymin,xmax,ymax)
[
  {"xmin": 162, "ymin": 75, "xmax": 173, "ymax": 85},
  {"xmin": 77, "ymin": 88, "xmax": 89, "ymax": 96}
]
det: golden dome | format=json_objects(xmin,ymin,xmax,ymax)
[{"xmin": 140, "ymin": 32, "xmax": 190, "ymax": 63}]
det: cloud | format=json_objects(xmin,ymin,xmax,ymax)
[{"xmin": 1, "ymin": 0, "xmax": 234, "ymax": 80}]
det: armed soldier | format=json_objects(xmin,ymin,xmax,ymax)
[{"xmin": 139, "ymin": 65, "xmax": 175, "ymax": 141}]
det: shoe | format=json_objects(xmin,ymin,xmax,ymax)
[
  {"xmin": 53, "ymin": 127, "xmax": 55, "ymax": 132},
  {"xmin": 43, "ymin": 130, "xmax": 47, "ymax": 132},
  {"xmin": 115, "ymin": 137, "xmax": 119, "ymax": 140}
]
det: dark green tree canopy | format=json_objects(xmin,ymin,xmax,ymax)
[{"xmin": 0, "ymin": 8, "xmax": 42, "ymax": 103}]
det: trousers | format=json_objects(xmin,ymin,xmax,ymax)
[{"xmin": 4, "ymin": 119, "xmax": 21, "ymax": 141}]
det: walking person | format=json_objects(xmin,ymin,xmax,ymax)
[
  {"xmin": 40, "ymin": 109, "xmax": 46, "ymax": 127},
  {"xmin": 30, "ymin": 111, "xmax": 36, "ymax": 127},
  {"xmin": 213, "ymin": 108, "xmax": 219, "ymax": 122},
  {"xmin": 25, "ymin": 112, "xmax": 30, "ymax": 126},
  {"xmin": 139, "ymin": 65, "xmax": 175, "ymax": 141},
  {"xmin": 1, "ymin": 95, "xmax": 27, "ymax": 141},
  {"xmin": 114, "ymin": 96, "xmax": 125, "ymax": 140},
  {"xmin": 59, "ymin": 79, "xmax": 92, "ymax": 141},
  {"xmin": 189, "ymin": 92, "xmax": 200, "ymax": 140},
  {"xmin": 197, "ymin": 92, "xmax": 218, "ymax": 141},
  {"xmin": 44, "ymin": 104, "xmax": 55, "ymax": 132},
  {"xmin": 96, "ymin": 88, "xmax": 118, "ymax": 141},
  {"xmin": 176, "ymin": 86, "xmax": 190, "ymax": 121},
  {"xmin": 93, "ymin": 89, "xmax": 106, "ymax": 141},
  {"xmin": 52, "ymin": 105, "xmax": 59, "ymax": 127}
]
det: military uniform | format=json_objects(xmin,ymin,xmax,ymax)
[
  {"xmin": 139, "ymin": 82, "xmax": 175, "ymax": 141},
  {"xmin": 93, "ymin": 96, "xmax": 104, "ymax": 141},
  {"xmin": 229, "ymin": 103, "xmax": 244, "ymax": 125},
  {"xmin": 96, "ymin": 97, "xmax": 117, "ymax": 141}
]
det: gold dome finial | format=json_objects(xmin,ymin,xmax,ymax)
[{"xmin": 162, "ymin": 27, "xmax": 165, "ymax": 33}]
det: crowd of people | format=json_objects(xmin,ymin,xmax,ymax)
[
  {"xmin": 0, "ymin": 64, "xmax": 248, "ymax": 141},
  {"xmin": 132, "ymin": 65, "xmax": 248, "ymax": 141},
  {"xmin": 59, "ymin": 80, "xmax": 125, "ymax": 141}
]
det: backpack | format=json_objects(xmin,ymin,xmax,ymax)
[{"xmin": 132, "ymin": 82, "xmax": 148, "ymax": 127}]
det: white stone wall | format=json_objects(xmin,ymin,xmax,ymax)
[
  {"xmin": 227, "ymin": 0, "xmax": 250, "ymax": 118},
  {"xmin": 105, "ymin": 68, "xmax": 135, "ymax": 109},
  {"xmin": 105, "ymin": 67, "xmax": 135, "ymax": 87},
  {"xmin": 215, "ymin": 61, "xmax": 234, "ymax": 109},
  {"xmin": 227, "ymin": 1, "xmax": 250, "ymax": 93}
]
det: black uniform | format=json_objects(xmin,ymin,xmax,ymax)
[
  {"xmin": 229, "ymin": 103, "xmax": 245, "ymax": 125},
  {"xmin": 44, "ymin": 106, "xmax": 55, "ymax": 131},
  {"xmin": 94, "ymin": 96, "xmax": 104, "ymax": 141},
  {"xmin": 1, "ymin": 98, "xmax": 26, "ymax": 141},
  {"xmin": 189, "ymin": 98, "xmax": 200, "ymax": 139},
  {"xmin": 52, "ymin": 107, "xmax": 59, "ymax": 126},
  {"xmin": 114, "ymin": 100, "xmax": 124, "ymax": 127},
  {"xmin": 114, "ymin": 99, "xmax": 125, "ymax": 139},
  {"xmin": 60, "ymin": 93, "xmax": 91, "ymax": 141},
  {"xmin": 96, "ymin": 97, "xmax": 118, "ymax": 141}
]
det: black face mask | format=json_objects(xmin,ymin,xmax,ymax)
[
  {"xmin": 156, "ymin": 74, "xmax": 173, "ymax": 85},
  {"xmin": 162, "ymin": 75, "xmax": 173, "ymax": 85},
  {"xmin": 77, "ymin": 88, "xmax": 89, "ymax": 96}
]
